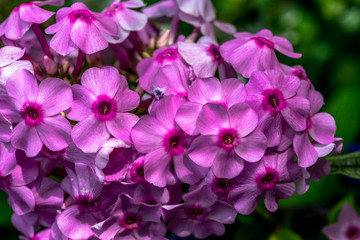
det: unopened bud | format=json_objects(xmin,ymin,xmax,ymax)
[
  {"xmin": 156, "ymin": 30, "xmax": 170, "ymax": 48},
  {"xmin": 43, "ymin": 56, "xmax": 57, "ymax": 75}
]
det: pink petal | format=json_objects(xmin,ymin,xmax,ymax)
[
  {"xmin": 81, "ymin": 66, "xmax": 120, "ymax": 98},
  {"xmin": 193, "ymin": 220, "xmax": 225, "ymax": 238},
  {"xmin": 75, "ymin": 163, "xmax": 102, "ymax": 200},
  {"xmin": 213, "ymin": 150, "xmax": 244, "ymax": 178},
  {"xmin": 168, "ymin": 218, "xmax": 193, "ymax": 237},
  {"xmin": 175, "ymin": 102, "xmax": 202, "ymax": 136},
  {"xmin": 12, "ymin": 150, "xmax": 38, "ymax": 186},
  {"xmin": 106, "ymin": 112, "xmax": 139, "ymax": 143},
  {"xmin": 309, "ymin": 89, "xmax": 324, "ymax": 115},
  {"xmin": 228, "ymin": 103, "xmax": 258, "ymax": 137},
  {"xmin": 187, "ymin": 77, "xmax": 222, "ymax": 104},
  {"xmin": 262, "ymin": 114, "xmax": 281, "ymax": 147},
  {"xmin": 11, "ymin": 121, "xmax": 42, "ymax": 157},
  {"xmin": 0, "ymin": 60, "xmax": 34, "ymax": 85},
  {"xmin": 8, "ymin": 186, "xmax": 35, "ymax": 215},
  {"xmin": 188, "ymin": 135, "xmax": 218, "ymax": 168},
  {"xmin": 293, "ymin": 132, "xmax": 318, "ymax": 168},
  {"xmin": 116, "ymin": 8, "xmax": 147, "ymax": 31},
  {"xmin": 196, "ymin": 103, "xmax": 230, "ymax": 135},
  {"xmin": 282, "ymin": 96, "xmax": 310, "ymax": 131},
  {"xmin": 228, "ymin": 185, "xmax": 261, "ymax": 215},
  {"xmin": 144, "ymin": 148, "xmax": 173, "ymax": 187},
  {"xmin": 0, "ymin": 46, "xmax": 26, "ymax": 67},
  {"xmin": 221, "ymin": 78, "xmax": 246, "ymax": 107},
  {"xmin": 48, "ymin": 19, "xmax": 77, "ymax": 56},
  {"xmin": 152, "ymin": 65, "xmax": 187, "ymax": 97},
  {"xmin": 57, "ymin": 205, "xmax": 97, "ymax": 239},
  {"xmin": 131, "ymin": 115, "xmax": 167, "ymax": 153},
  {"xmin": 264, "ymin": 183, "xmax": 295, "ymax": 212},
  {"xmin": 173, "ymin": 153, "xmax": 209, "ymax": 184},
  {"xmin": 67, "ymin": 85, "xmax": 96, "ymax": 121},
  {"xmin": 92, "ymin": 217, "xmax": 119, "ymax": 240},
  {"xmin": 207, "ymin": 201, "xmax": 237, "ymax": 224},
  {"xmin": 36, "ymin": 78, "xmax": 73, "ymax": 116},
  {"xmin": 214, "ymin": 20, "xmax": 236, "ymax": 34},
  {"xmin": 235, "ymin": 130, "xmax": 267, "ymax": 162},
  {"xmin": 6, "ymin": 69, "xmax": 38, "ymax": 103},
  {"xmin": 0, "ymin": 9, "xmax": 32, "ymax": 40},
  {"xmin": 272, "ymin": 36, "xmax": 302, "ymax": 58},
  {"xmin": 36, "ymin": 115, "xmax": 72, "ymax": 152},
  {"xmin": 246, "ymin": 70, "xmax": 273, "ymax": 95},
  {"xmin": 70, "ymin": 20, "xmax": 108, "ymax": 55},
  {"xmin": 113, "ymin": 88, "xmax": 140, "ymax": 112},
  {"xmin": 19, "ymin": 3, "xmax": 54, "ymax": 24},
  {"xmin": 72, "ymin": 116, "xmax": 109, "ymax": 153},
  {"xmin": 153, "ymin": 95, "xmax": 186, "ymax": 130},
  {"xmin": 0, "ymin": 143, "xmax": 16, "ymax": 176},
  {"xmin": 309, "ymin": 113, "xmax": 336, "ymax": 144}
]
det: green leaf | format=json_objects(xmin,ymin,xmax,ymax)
[
  {"xmin": 269, "ymin": 228, "xmax": 303, "ymax": 240},
  {"xmin": 327, "ymin": 151, "xmax": 360, "ymax": 179}
]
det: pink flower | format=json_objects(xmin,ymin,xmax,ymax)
[
  {"xmin": 220, "ymin": 29, "xmax": 301, "ymax": 78},
  {"xmin": 45, "ymin": 2, "xmax": 118, "ymax": 56},
  {"xmin": 0, "ymin": 69, "xmax": 73, "ymax": 157},
  {"xmin": 228, "ymin": 149, "xmax": 301, "ymax": 214},
  {"xmin": 67, "ymin": 66, "xmax": 139, "ymax": 153},
  {"xmin": 0, "ymin": 0, "xmax": 64, "ymax": 40},
  {"xmin": 323, "ymin": 204, "xmax": 360, "ymax": 240},
  {"xmin": 103, "ymin": 0, "xmax": 148, "ymax": 44},
  {"xmin": 188, "ymin": 102, "xmax": 267, "ymax": 179}
]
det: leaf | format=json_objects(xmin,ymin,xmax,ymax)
[
  {"xmin": 327, "ymin": 151, "xmax": 360, "ymax": 179},
  {"xmin": 268, "ymin": 227, "xmax": 302, "ymax": 240}
]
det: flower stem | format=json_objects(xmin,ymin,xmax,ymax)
[
  {"xmin": 73, "ymin": 49, "xmax": 86, "ymax": 81},
  {"xmin": 31, "ymin": 24, "xmax": 53, "ymax": 59}
]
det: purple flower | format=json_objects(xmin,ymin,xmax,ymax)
[
  {"xmin": 0, "ymin": 69, "xmax": 72, "ymax": 157},
  {"xmin": 293, "ymin": 81, "xmax": 336, "ymax": 167},
  {"xmin": 92, "ymin": 194, "xmax": 166, "ymax": 240},
  {"xmin": 162, "ymin": 185, "xmax": 237, "ymax": 239},
  {"xmin": 228, "ymin": 149, "xmax": 301, "ymax": 214},
  {"xmin": 323, "ymin": 204, "xmax": 360, "ymax": 240},
  {"xmin": 68, "ymin": 66, "xmax": 139, "ymax": 153},
  {"xmin": 178, "ymin": 36, "xmax": 222, "ymax": 78},
  {"xmin": 246, "ymin": 70, "xmax": 310, "ymax": 148},
  {"xmin": 131, "ymin": 95, "xmax": 208, "ymax": 187},
  {"xmin": 175, "ymin": 77, "xmax": 246, "ymax": 135},
  {"xmin": 188, "ymin": 102, "xmax": 266, "ymax": 179},
  {"xmin": 0, "ymin": 0, "xmax": 64, "ymax": 40},
  {"xmin": 137, "ymin": 45, "xmax": 188, "ymax": 93},
  {"xmin": 103, "ymin": 0, "xmax": 148, "ymax": 44},
  {"xmin": 45, "ymin": 2, "xmax": 118, "ymax": 56},
  {"xmin": 0, "ymin": 46, "xmax": 33, "ymax": 85},
  {"xmin": 220, "ymin": 29, "xmax": 301, "ymax": 78},
  {"xmin": 12, "ymin": 213, "xmax": 51, "ymax": 240}
]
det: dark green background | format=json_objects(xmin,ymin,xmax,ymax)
[{"xmin": 0, "ymin": 0, "xmax": 359, "ymax": 239}]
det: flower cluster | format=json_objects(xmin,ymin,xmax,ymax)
[{"xmin": 0, "ymin": 0, "xmax": 342, "ymax": 239}]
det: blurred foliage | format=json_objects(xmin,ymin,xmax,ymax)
[{"xmin": 0, "ymin": 0, "xmax": 360, "ymax": 239}]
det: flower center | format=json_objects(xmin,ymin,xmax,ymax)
[
  {"xmin": 69, "ymin": 9, "xmax": 94, "ymax": 23},
  {"xmin": 262, "ymin": 89, "xmax": 286, "ymax": 115},
  {"xmin": 207, "ymin": 44, "xmax": 222, "ymax": 62},
  {"xmin": 346, "ymin": 226, "xmax": 360, "ymax": 239},
  {"xmin": 252, "ymin": 36, "xmax": 274, "ymax": 48},
  {"xmin": 306, "ymin": 117, "xmax": 312, "ymax": 130},
  {"xmin": 20, "ymin": 102, "xmax": 44, "ymax": 126},
  {"xmin": 256, "ymin": 168, "xmax": 279, "ymax": 191},
  {"xmin": 217, "ymin": 128, "xmax": 239, "ymax": 152},
  {"xmin": 212, "ymin": 177, "xmax": 235, "ymax": 197},
  {"xmin": 156, "ymin": 48, "xmax": 178, "ymax": 64},
  {"xmin": 120, "ymin": 214, "xmax": 140, "ymax": 230},
  {"xmin": 163, "ymin": 130, "xmax": 186, "ymax": 156},
  {"xmin": 186, "ymin": 204, "xmax": 208, "ymax": 220},
  {"xmin": 91, "ymin": 95, "xmax": 117, "ymax": 121}
]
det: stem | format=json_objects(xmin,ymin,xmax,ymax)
[
  {"xmin": 73, "ymin": 49, "xmax": 86, "ymax": 80},
  {"xmin": 168, "ymin": 14, "xmax": 180, "ymax": 45},
  {"xmin": 128, "ymin": 32, "xmax": 143, "ymax": 58},
  {"xmin": 31, "ymin": 24, "xmax": 52, "ymax": 59}
]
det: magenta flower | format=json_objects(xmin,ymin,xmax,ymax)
[
  {"xmin": 228, "ymin": 149, "xmax": 301, "ymax": 214},
  {"xmin": 131, "ymin": 95, "xmax": 208, "ymax": 187},
  {"xmin": 67, "ymin": 66, "xmax": 139, "ymax": 153},
  {"xmin": 0, "ymin": 69, "xmax": 72, "ymax": 157},
  {"xmin": 45, "ymin": 2, "xmax": 118, "ymax": 56},
  {"xmin": 103, "ymin": 0, "xmax": 148, "ymax": 44},
  {"xmin": 0, "ymin": 46, "xmax": 33, "ymax": 85},
  {"xmin": 175, "ymin": 77, "xmax": 246, "ymax": 135},
  {"xmin": 245, "ymin": 70, "xmax": 310, "ymax": 148},
  {"xmin": 162, "ymin": 185, "xmax": 237, "ymax": 239},
  {"xmin": 293, "ymin": 81, "xmax": 336, "ymax": 167},
  {"xmin": 323, "ymin": 204, "xmax": 360, "ymax": 240},
  {"xmin": 178, "ymin": 36, "xmax": 222, "ymax": 78},
  {"xmin": 0, "ymin": 0, "xmax": 64, "ymax": 40},
  {"xmin": 137, "ymin": 45, "xmax": 188, "ymax": 92},
  {"xmin": 92, "ymin": 194, "xmax": 166, "ymax": 240},
  {"xmin": 220, "ymin": 29, "xmax": 302, "ymax": 77},
  {"xmin": 188, "ymin": 102, "xmax": 267, "ymax": 179}
]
